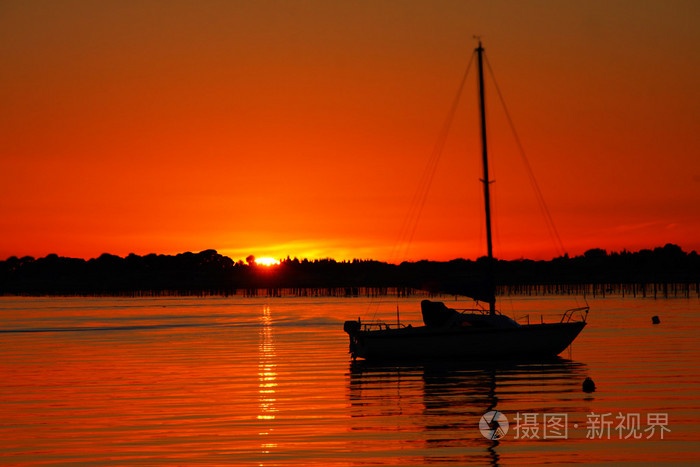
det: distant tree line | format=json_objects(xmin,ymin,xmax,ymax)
[{"xmin": 0, "ymin": 244, "xmax": 698, "ymax": 296}]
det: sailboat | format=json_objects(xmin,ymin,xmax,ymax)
[{"xmin": 343, "ymin": 41, "xmax": 589, "ymax": 360}]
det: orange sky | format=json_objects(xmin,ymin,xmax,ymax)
[{"xmin": 1, "ymin": 1, "xmax": 699, "ymax": 263}]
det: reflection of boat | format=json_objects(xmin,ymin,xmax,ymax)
[
  {"xmin": 348, "ymin": 357, "xmax": 589, "ymax": 465},
  {"xmin": 348, "ymin": 357, "xmax": 588, "ymax": 413},
  {"xmin": 344, "ymin": 41, "xmax": 588, "ymax": 360}
]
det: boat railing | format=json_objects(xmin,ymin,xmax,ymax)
[
  {"xmin": 454, "ymin": 307, "xmax": 493, "ymax": 315},
  {"xmin": 560, "ymin": 306, "xmax": 590, "ymax": 323},
  {"xmin": 455, "ymin": 306, "xmax": 589, "ymax": 324},
  {"xmin": 359, "ymin": 321, "xmax": 409, "ymax": 331},
  {"xmin": 515, "ymin": 314, "xmax": 531, "ymax": 325}
]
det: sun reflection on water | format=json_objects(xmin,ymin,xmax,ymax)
[{"xmin": 258, "ymin": 305, "xmax": 278, "ymax": 455}]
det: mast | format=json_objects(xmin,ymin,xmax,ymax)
[{"xmin": 476, "ymin": 40, "xmax": 496, "ymax": 315}]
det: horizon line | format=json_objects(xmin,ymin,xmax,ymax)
[{"xmin": 2, "ymin": 243, "xmax": 696, "ymax": 264}]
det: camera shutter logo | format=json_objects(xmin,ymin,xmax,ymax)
[{"xmin": 479, "ymin": 410, "xmax": 509, "ymax": 440}]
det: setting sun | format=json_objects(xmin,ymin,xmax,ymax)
[{"xmin": 255, "ymin": 257, "xmax": 281, "ymax": 267}]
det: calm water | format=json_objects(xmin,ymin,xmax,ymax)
[{"xmin": 0, "ymin": 295, "xmax": 698, "ymax": 465}]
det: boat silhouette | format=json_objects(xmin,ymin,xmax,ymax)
[{"xmin": 344, "ymin": 41, "xmax": 589, "ymax": 360}]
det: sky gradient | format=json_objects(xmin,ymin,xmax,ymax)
[{"xmin": 2, "ymin": 0, "xmax": 699, "ymax": 262}]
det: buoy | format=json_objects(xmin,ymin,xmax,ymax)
[
  {"xmin": 583, "ymin": 377, "xmax": 596, "ymax": 393},
  {"xmin": 652, "ymin": 315, "xmax": 660, "ymax": 324}
]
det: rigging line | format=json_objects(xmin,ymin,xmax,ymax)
[
  {"xmin": 483, "ymin": 53, "xmax": 567, "ymax": 257},
  {"xmin": 368, "ymin": 52, "xmax": 475, "ymax": 323},
  {"xmin": 394, "ymin": 51, "xmax": 476, "ymax": 263}
]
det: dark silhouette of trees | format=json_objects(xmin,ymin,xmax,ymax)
[{"xmin": 0, "ymin": 244, "xmax": 698, "ymax": 296}]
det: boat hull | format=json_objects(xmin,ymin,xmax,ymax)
[{"xmin": 347, "ymin": 321, "xmax": 586, "ymax": 360}]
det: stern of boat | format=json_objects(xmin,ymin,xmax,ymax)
[{"xmin": 344, "ymin": 320, "xmax": 361, "ymax": 359}]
